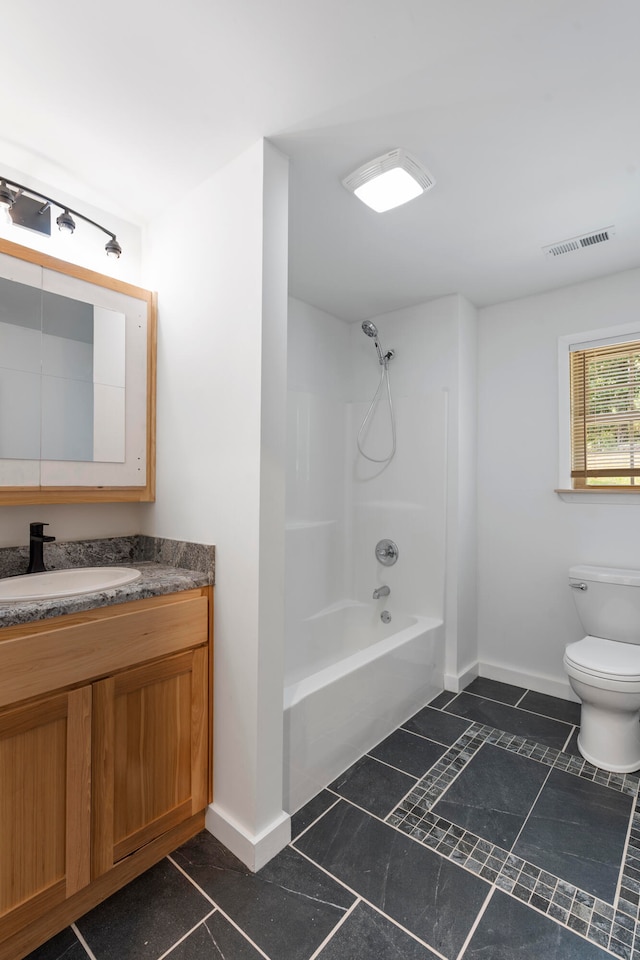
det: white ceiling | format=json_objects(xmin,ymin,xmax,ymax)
[{"xmin": 2, "ymin": 0, "xmax": 640, "ymax": 320}]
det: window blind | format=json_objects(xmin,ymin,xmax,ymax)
[{"xmin": 570, "ymin": 339, "xmax": 640, "ymax": 486}]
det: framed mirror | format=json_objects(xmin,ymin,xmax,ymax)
[{"xmin": 0, "ymin": 237, "xmax": 156, "ymax": 504}]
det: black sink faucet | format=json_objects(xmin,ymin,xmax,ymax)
[{"xmin": 27, "ymin": 522, "xmax": 56, "ymax": 574}]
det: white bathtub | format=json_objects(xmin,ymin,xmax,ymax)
[{"xmin": 283, "ymin": 601, "xmax": 444, "ymax": 813}]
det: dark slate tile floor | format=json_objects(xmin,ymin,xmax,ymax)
[{"xmin": 27, "ymin": 679, "xmax": 640, "ymax": 960}]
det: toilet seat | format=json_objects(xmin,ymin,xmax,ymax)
[{"xmin": 565, "ymin": 636, "xmax": 640, "ymax": 686}]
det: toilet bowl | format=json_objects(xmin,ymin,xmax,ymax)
[{"xmin": 566, "ymin": 565, "xmax": 640, "ymax": 773}]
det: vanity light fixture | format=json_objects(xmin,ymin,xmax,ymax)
[
  {"xmin": 0, "ymin": 180, "xmax": 16, "ymax": 225},
  {"xmin": 56, "ymin": 209, "xmax": 76, "ymax": 234},
  {"xmin": 104, "ymin": 236, "xmax": 123, "ymax": 258},
  {"xmin": 0, "ymin": 176, "xmax": 122, "ymax": 257},
  {"xmin": 0, "ymin": 180, "xmax": 16, "ymax": 210},
  {"xmin": 342, "ymin": 148, "xmax": 435, "ymax": 213}
]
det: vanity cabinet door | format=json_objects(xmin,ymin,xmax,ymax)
[
  {"xmin": 91, "ymin": 646, "xmax": 208, "ymax": 877},
  {"xmin": 0, "ymin": 687, "xmax": 92, "ymax": 940}
]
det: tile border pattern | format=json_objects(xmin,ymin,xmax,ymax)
[{"xmin": 387, "ymin": 721, "xmax": 640, "ymax": 960}]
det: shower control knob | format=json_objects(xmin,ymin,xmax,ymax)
[{"xmin": 375, "ymin": 539, "xmax": 399, "ymax": 566}]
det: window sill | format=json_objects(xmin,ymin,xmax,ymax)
[{"xmin": 556, "ymin": 488, "xmax": 640, "ymax": 503}]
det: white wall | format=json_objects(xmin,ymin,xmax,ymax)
[
  {"xmin": 144, "ymin": 140, "xmax": 290, "ymax": 869},
  {"xmin": 1, "ymin": 145, "xmax": 291, "ymax": 869},
  {"xmin": 1, "ymin": 146, "xmax": 291, "ymax": 870},
  {"xmin": 477, "ymin": 267, "xmax": 640, "ymax": 698}
]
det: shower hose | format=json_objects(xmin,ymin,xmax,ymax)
[{"xmin": 356, "ymin": 360, "xmax": 397, "ymax": 463}]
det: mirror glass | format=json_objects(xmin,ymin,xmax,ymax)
[{"xmin": 0, "ymin": 276, "xmax": 125, "ymax": 462}]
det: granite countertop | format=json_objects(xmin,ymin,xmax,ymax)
[{"xmin": 0, "ymin": 535, "xmax": 215, "ymax": 630}]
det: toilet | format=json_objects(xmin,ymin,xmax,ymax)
[{"xmin": 565, "ymin": 564, "xmax": 640, "ymax": 772}]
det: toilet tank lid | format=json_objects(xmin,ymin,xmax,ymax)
[{"xmin": 569, "ymin": 564, "xmax": 640, "ymax": 586}]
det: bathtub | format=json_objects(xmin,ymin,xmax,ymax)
[{"xmin": 283, "ymin": 601, "xmax": 444, "ymax": 813}]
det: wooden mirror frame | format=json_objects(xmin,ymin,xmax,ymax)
[{"xmin": 0, "ymin": 237, "xmax": 156, "ymax": 504}]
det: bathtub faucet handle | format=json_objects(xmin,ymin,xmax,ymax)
[
  {"xmin": 375, "ymin": 539, "xmax": 399, "ymax": 566},
  {"xmin": 373, "ymin": 585, "xmax": 390, "ymax": 599}
]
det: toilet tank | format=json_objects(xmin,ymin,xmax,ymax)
[{"xmin": 569, "ymin": 565, "xmax": 640, "ymax": 645}]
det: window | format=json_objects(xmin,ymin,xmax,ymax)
[{"xmin": 570, "ymin": 339, "xmax": 640, "ymax": 487}]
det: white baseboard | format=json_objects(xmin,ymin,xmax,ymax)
[
  {"xmin": 444, "ymin": 662, "xmax": 479, "ymax": 693},
  {"xmin": 445, "ymin": 660, "xmax": 579, "ymax": 703},
  {"xmin": 205, "ymin": 804, "xmax": 291, "ymax": 872},
  {"xmin": 478, "ymin": 660, "xmax": 579, "ymax": 702}
]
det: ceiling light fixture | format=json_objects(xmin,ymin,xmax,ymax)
[
  {"xmin": 0, "ymin": 175, "xmax": 122, "ymax": 258},
  {"xmin": 342, "ymin": 148, "xmax": 435, "ymax": 213}
]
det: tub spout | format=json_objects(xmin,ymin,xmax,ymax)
[{"xmin": 373, "ymin": 585, "xmax": 390, "ymax": 599}]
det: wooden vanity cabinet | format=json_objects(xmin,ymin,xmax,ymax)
[
  {"xmin": 92, "ymin": 645, "xmax": 209, "ymax": 875},
  {"xmin": 0, "ymin": 587, "xmax": 213, "ymax": 960},
  {"xmin": 0, "ymin": 685, "xmax": 92, "ymax": 938}
]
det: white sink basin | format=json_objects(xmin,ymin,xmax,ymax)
[{"xmin": 0, "ymin": 567, "xmax": 142, "ymax": 603}]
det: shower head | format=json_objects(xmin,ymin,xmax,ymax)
[
  {"xmin": 362, "ymin": 320, "xmax": 378, "ymax": 338},
  {"xmin": 361, "ymin": 319, "xmax": 393, "ymax": 365}
]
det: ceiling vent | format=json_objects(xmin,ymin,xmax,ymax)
[{"xmin": 543, "ymin": 226, "xmax": 615, "ymax": 258}]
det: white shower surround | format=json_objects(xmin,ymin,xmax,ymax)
[{"xmin": 285, "ymin": 298, "xmax": 451, "ymax": 810}]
